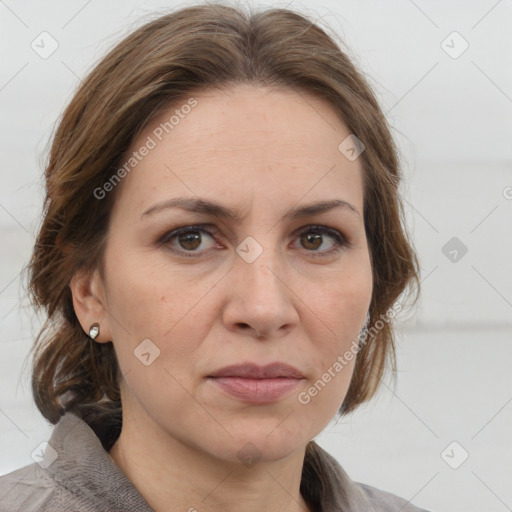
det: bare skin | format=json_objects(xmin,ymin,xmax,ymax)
[{"xmin": 71, "ymin": 84, "xmax": 373, "ymax": 512}]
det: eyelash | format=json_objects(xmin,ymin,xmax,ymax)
[{"xmin": 157, "ymin": 224, "xmax": 350, "ymax": 259}]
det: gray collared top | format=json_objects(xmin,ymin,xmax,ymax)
[{"xmin": 0, "ymin": 413, "xmax": 429, "ymax": 511}]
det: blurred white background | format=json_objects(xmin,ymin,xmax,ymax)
[{"xmin": 1, "ymin": 1, "xmax": 511, "ymax": 511}]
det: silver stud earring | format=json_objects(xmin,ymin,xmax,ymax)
[{"xmin": 89, "ymin": 323, "xmax": 100, "ymax": 340}]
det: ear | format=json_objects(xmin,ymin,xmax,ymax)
[{"xmin": 70, "ymin": 267, "xmax": 113, "ymax": 343}]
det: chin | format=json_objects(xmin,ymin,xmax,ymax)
[{"xmin": 207, "ymin": 419, "xmax": 313, "ymax": 466}]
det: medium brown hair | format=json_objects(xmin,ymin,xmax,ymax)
[{"xmin": 27, "ymin": 3, "xmax": 419, "ymax": 445}]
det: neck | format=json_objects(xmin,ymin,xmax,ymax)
[{"xmin": 109, "ymin": 410, "xmax": 311, "ymax": 512}]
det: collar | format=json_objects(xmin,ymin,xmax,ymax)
[
  {"xmin": 45, "ymin": 412, "xmax": 370, "ymax": 512},
  {"xmin": 45, "ymin": 413, "xmax": 153, "ymax": 511}
]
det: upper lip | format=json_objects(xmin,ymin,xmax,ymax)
[{"xmin": 208, "ymin": 362, "xmax": 304, "ymax": 379}]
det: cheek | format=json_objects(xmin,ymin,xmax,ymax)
[
  {"xmin": 310, "ymin": 263, "xmax": 372, "ymax": 335},
  {"xmin": 305, "ymin": 260, "xmax": 372, "ymax": 387},
  {"xmin": 103, "ymin": 253, "xmax": 218, "ymax": 376},
  {"xmin": 103, "ymin": 246, "xmax": 182, "ymax": 333}
]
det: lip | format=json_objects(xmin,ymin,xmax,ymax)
[
  {"xmin": 208, "ymin": 362, "xmax": 304, "ymax": 379},
  {"xmin": 207, "ymin": 363, "xmax": 305, "ymax": 403}
]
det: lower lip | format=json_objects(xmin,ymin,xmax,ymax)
[{"xmin": 208, "ymin": 377, "xmax": 303, "ymax": 403}]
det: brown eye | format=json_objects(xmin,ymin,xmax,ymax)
[
  {"xmin": 301, "ymin": 232, "xmax": 323, "ymax": 250},
  {"xmin": 159, "ymin": 225, "xmax": 218, "ymax": 257},
  {"xmin": 177, "ymin": 232, "xmax": 202, "ymax": 251},
  {"xmin": 293, "ymin": 225, "xmax": 348, "ymax": 256}
]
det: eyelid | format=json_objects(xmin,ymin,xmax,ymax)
[
  {"xmin": 295, "ymin": 224, "xmax": 348, "ymax": 243},
  {"xmin": 157, "ymin": 224, "xmax": 218, "ymax": 249},
  {"xmin": 158, "ymin": 223, "xmax": 351, "ymax": 257},
  {"xmin": 293, "ymin": 224, "xmax": 351, "ymax": 255}
]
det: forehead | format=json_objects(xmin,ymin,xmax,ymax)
[{"xmin": 113, "ymin": 84, "xmax": 364, "ymax": 218}]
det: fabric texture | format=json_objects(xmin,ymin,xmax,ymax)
[{"xmin": 0, "ymin": 412, "xmax": 429, "ymax": 511}]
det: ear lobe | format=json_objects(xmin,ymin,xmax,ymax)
[{"xmin": 69, "ymin": 267, "xmax": 112, "ymax": 343}]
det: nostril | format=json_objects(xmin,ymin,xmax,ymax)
[{"xmin": 236, "ymin": 323, "xmax": 266, "ymax": 338}]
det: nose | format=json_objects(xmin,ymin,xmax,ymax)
[{"xmin": 221, "ymin": 246, "xmax": 299, "ymax": 339}]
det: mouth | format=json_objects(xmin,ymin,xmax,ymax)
[{"xmin": 207, "ymin": 362, "xmax": 305, "ymax": 404}]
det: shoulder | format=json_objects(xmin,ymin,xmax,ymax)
[
  {"xmin": 0, "ymin": 414, "xmax": 94, "ymax": 511},
  {"xmin": 304, "ymin": 442, "xmax": 431, "ymax": 512},
  {"xmin": 0, "ymin": 413, "xmax": 152, "ymax": 512},
  {"xmin": 0, "ymin": 462, "xmax": 75, "ymax": 512},
  {"xmin": 356, "ymin": 482, "xmax": 431, "ymax": 512},
  {"xmin": 0, "ymin": 413, "xmax": 105, "ymax": 512}
]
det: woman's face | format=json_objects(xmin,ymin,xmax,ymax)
[{"xmin": 83, "ymin": 84, "xmax": 372, "ymax": 462}]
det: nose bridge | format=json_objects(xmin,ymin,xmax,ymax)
[
  {"xmin": 223, "ymin": 233, "xmax": 298, "ymax": 336},
  {"xmin": 236, "ymin": 234, "xmax": 286, "ymax": 299}
]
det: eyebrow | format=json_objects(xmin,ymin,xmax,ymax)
[{"xmin": 140, "ymin": 197, "xmax": 360, "ymax": 221}]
